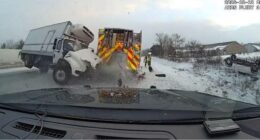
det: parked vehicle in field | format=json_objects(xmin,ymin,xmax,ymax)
[{"xmin": 224, "ymin": 54, "xmax": 260, "ymax": 73}]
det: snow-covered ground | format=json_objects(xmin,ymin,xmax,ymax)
[
  {"xmin": 0, "ymin": 50, "xmax": 259, "ymax": 105},
  {"xmin": 0, "ymin": 49, "xmax": 23, "ymax": 68},
  {"xmin": 129, "ymin": 57, "xmax": 260, "ymax": 105}
]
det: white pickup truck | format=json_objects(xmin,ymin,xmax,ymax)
[
  {"xmin": 20, "ymin": 21, "xmax": 101, "ymax": 84},
  {"xmin": 224, "ymin": 54, "xmax": 260, "ymax": 74}
]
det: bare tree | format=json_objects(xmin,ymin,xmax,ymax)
[
  {"xmin": 184, "ymin": 40, "xmax": 202, "ymax": 57},
  {"xmin": 155, "ymin": 33, "xmax": 164, "ymax": 47},
  {"xmin": 198, "ymin": 45, "xmax": 206, "ymax": 58},
  {"xmin": 1, "ymin": 43, "xmax": 6, "ymax": 49},
  {"xmin": 185, "ymin": 40, "xmax": 201, "ymax": 50},
  {"xmin": 155, "ymin": 33, "xmax": 186, "ymax": 58},
  {"xmin": 16, "ymin": 40, "xmax": 24, "ymax": 49},
  {"xmin": 0, "ymin": 39, "xmax": 24, "ymax": 49},
  {"xmin": 155, "ymin": 33, "xmax": 165, "ymax": 57},
  {"xmin": 5, "ymin": 40, "xmax": 15, "ymax": 49},
  {"xmin": 162, "ymin": 34, "xmax": 171, "ymax": 57},
  {"xmin": 155, "ymin": 33, "xmax": 170, "ymax": 57},
  {"xmin": 172, "ymin": 34, "xmax": 185, "ymax": 48}
]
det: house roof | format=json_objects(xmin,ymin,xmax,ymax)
[
  {"xmin": 203, "ymin": 41, "xmax": 239, "ymax": 51},
  {"xmin": 245, "ymin": 43, "xmax": 260, "ymax": 50},
  {"xmin": 203, "ymin": 41, "xmax": 238, "ymax": 48},
  {"xmin": 253, "ymin": 45, "xmax": 260, "ymax": 50}
]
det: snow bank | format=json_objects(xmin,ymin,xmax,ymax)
[
  {"xmin": 129, "ymin": 57, "xmax": 260, "ymax": 105},
  {"xmin": 0, "ymin": 55, "xmax": 258, "ymax": 105},
  {"xmin": 0, "ymin": 49, "xmax": 23, "ymax": 68}
]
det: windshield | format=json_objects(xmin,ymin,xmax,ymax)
[{"xmin": 0, "ymin": 0, "xmax": 260, "ymax": 123}]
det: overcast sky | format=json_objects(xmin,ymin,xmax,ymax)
[{"xmin": 0, "ymin": 0, "xmax": 260, "ymax": 49}]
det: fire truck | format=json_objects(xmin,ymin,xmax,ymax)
[{"xmin": 51, "ymin": 28, "xmax": 142, "ymax": 84}]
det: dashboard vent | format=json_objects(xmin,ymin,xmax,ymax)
[{"xmin": 13, "ymin": 122, "xmax": 66, "ymax": 138}]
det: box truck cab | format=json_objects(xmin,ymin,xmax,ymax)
[
  {"xmin": 52, "ymin": 37, "xmax": 89, "ymax": 64},
  {"xmin": 52, "ymin": 37, "xmax": 101, "ymax": 84}
]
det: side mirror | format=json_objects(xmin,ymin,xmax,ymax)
[{"xmin": 53, "ymin": 39, "xmax": 57, "ymax": 50}]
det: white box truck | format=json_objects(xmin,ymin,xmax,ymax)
[
  {"xmin": 20, "ymin": 21, "xmax": 101, "ymax": 84},
  {"xmin": 21, "ymin": 21, "xmax": 94, "ymax": 70}
]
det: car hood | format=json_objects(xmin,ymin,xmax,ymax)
[{"xmin": 0, "ymin": 87, "xmax": 255, "ymax": 112}]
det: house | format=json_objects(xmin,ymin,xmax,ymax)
[
  {"xmin": 150, "ymin": 45, "xmax": 163, "ymax": 56},
  {"xmin": 244, "ymin": 43, "xmax": 260, "ymax": 53},
  {"xmin": 203, "ymin": 41, "xmax": 247, "ymax": 55}
]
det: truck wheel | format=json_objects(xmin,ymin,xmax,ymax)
[
  {"xmin": 53, "ymin": 67, "xmax": 70, "ymax": 85},
  {"xmin": 225, "ymin": 58, "xmax": 233, "ymax": 67},
  {"xmin": 53, "ymin": 60, "xmax": 71, "ymax": 85},
  {"xmin": 24, "ymin": 55, "xmax": 33, "ymax": 68},
  {"xmin": 231, "ymin": 54, "xmax": 237, "ymax": 61},
  {"xmin": 251, "ymin": 65, "xmax": 258, "ymax": 73}
]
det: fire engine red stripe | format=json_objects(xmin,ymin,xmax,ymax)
[
  {"xmin": 100, "ymin": 47, "xmax": 108, "ymax": 58},
  {"xmin": 133, "ymin": 54, "xmax": 140, "ymax": 61},
  {"xmin": 127, "ymin": 56, "xmax": 137, "ymax": 68},
  {"xmin": 128, "ymin": 48, "xmax": 133, "ymax": 55}
]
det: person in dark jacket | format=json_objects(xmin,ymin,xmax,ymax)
[
  {"xmin": 147, "ymin": 52, "xmax": 153, "ymax": 72},
  {"xmin": 147, "ymin": 52, "xmax": 152, "ymax": 67},
  {"xmin": 144, "ymin": 55, "xmax": 148, "ymax": 67}
]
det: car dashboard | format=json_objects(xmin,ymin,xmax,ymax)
[{"xmin": 0, "ymin": 108, "xmax": 260, "ymax": 139}]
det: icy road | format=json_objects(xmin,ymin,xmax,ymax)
[{"xmin": 0, "ymin": 57, "xmax": 259, "ymax": 105}]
